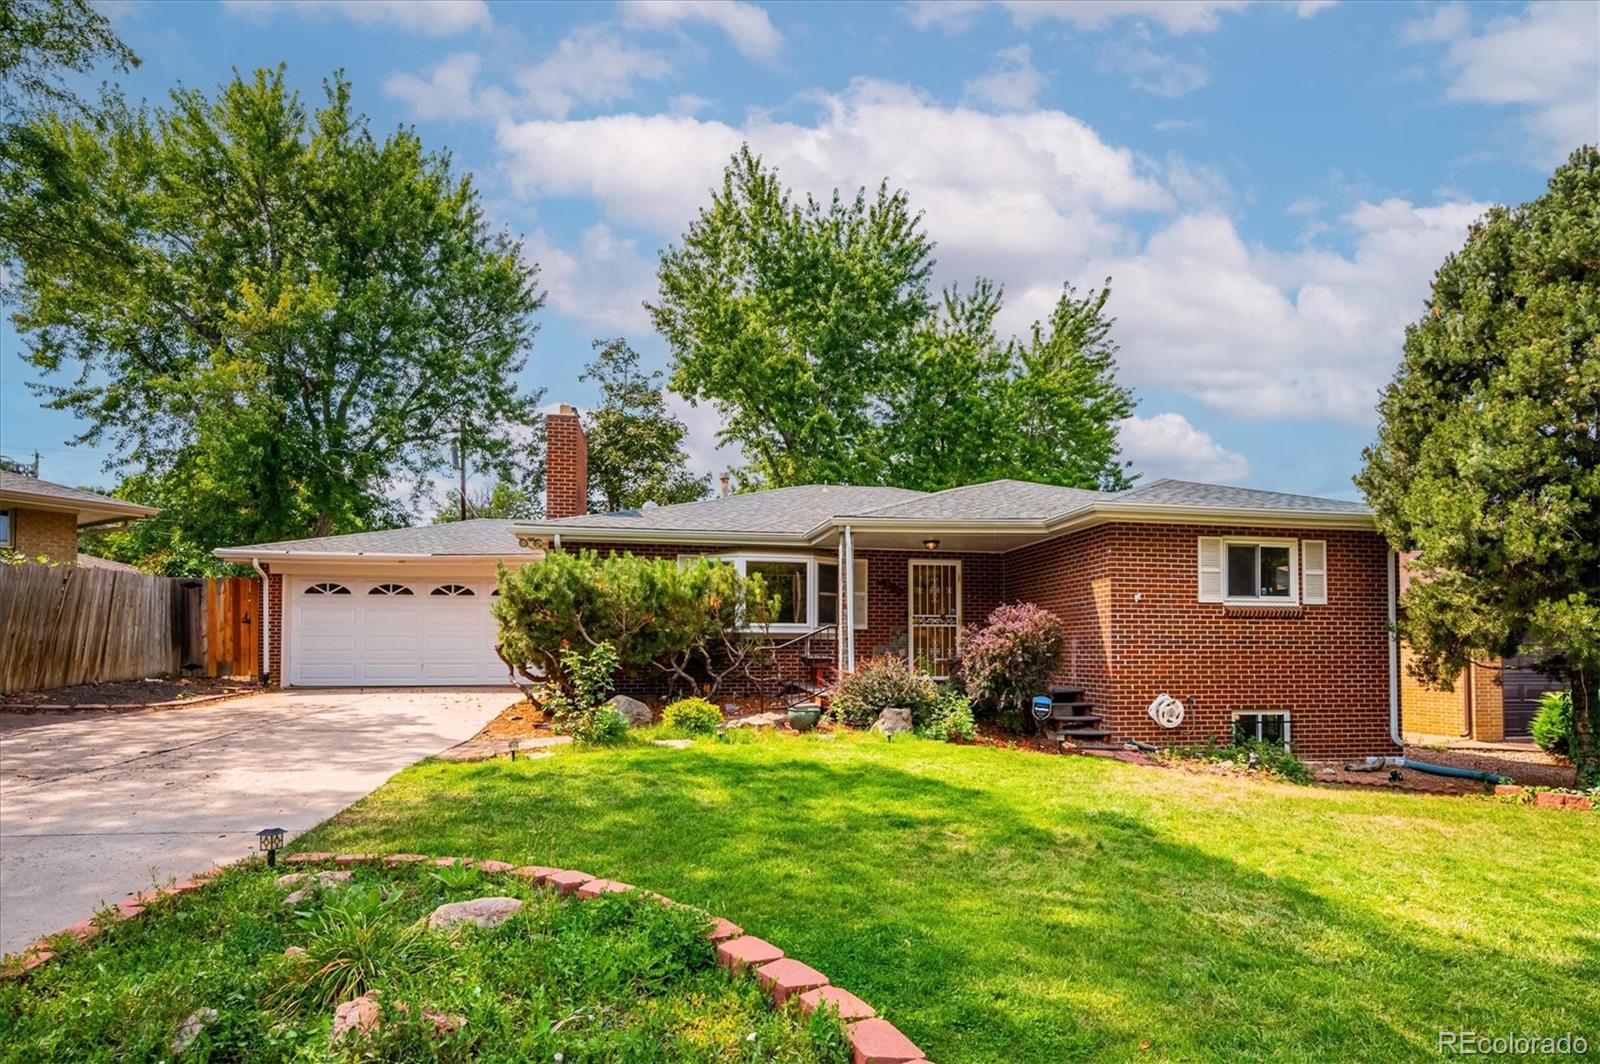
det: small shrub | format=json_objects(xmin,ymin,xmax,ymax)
[
  {"xmin": 829, "ymin": 654, "xmax": 939, "ymax": 728},
  {"xmin": 1531, "ymin": 690, "xmax": 1574, "ymax": 757},
  {"xmin": 661, "ymin": 697, "xmax": 723, "ymax": 735},
  {"xmin": 920, "ymin": 688, "xmax": 976, "ymax": 742},
  {"xmin": 956, "ymin": 603, "xmax": 1065, "ymax": 729},
  {"xmin": 546, "ymin": 642, "xmax": 629, "ymax": 745}
]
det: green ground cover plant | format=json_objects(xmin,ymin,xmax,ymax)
[
  {"xmin": 294, "ymin": 732, "xmax": 1600, "ymax": 1063},
  {"xmin": 0, "ymin": 859, "xmax": 847, "ymax": 1063}
]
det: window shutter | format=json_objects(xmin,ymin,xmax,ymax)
[
  {"xmin": 1197, "ymin": 538, "xmax": 1224, "ymax": 602},
  {"xmin": 1302, "ymin": 540, "xmax": 1327, "ymax": 604},
  {"xmin": 852, "ymin": 559, "xmax": 869, "ymax": 629}
]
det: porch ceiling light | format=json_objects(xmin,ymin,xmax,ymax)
[
  {"xmin": 257, "ymin": 826, "xmax": 286, "ymax": 867},
  {"xmin": 923, "ymin": 539, "xmax": 940, "ymax": 551}
]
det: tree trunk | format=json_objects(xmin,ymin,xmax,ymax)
[
  {"xmin": 312, "ymin": 512, "xmax": 334, "ymax": 539},
  {"xmin": 1570, "ymin": 667, "xmax": 1597, "ymax": 784}
]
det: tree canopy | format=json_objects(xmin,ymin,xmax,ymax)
[
  {"xmin": 650, "ymin": 145, "xmax": 1134, "ymax": 492},
  {"xmin": 580, "ymin": 338, "xmax": 710, "ymax": 512},
  {"xmin": 1356, "ymin": 145, "xmax": 1600, "ymax": 779},
  {"xmin": 7, "ymin": 68, "xmax": 545, "ymax": 574}
]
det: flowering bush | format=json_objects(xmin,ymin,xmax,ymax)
[
  {"xmin": 956, "ymin": 603, "xmax": 1065, "ymax": 728},
  {"xmin": 828, "ymin": 654, "xmax": 939, "ymax": 728},
  {"xmin": 661, "ymin": 697, "xmax": 724, "ymax": 735}
]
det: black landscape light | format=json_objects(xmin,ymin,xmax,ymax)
[
  {"xmin": 508, "ymin": 737, "xmax": 521, "ymax": 762},
  {"xmin": 257, "ymin": 827, "xmax": 286, "ymax": 867}
]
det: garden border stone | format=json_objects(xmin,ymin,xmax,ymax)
[{"xmin": 0, "ymin": 850, "xmax": 931, "ymax": 1063}]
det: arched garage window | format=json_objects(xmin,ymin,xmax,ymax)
[
  {"xmin": 305, "ymin": 582, "xmax": 351, "ymax": 595},
  {"xmin": 369, "ymin": 583, "xmax": 414, "ymax": 596},
  {"xmin": 431, "ymin": 584, "xmax": 475, "ymax": 596}
]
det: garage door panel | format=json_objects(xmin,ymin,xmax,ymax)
[{"xmin": 289, "ymin": 576, "xmax": 503, "ymax": 687}]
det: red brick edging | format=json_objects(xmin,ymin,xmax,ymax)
[
  {"xmin": 1492, "ymin": 784, "xmax": 1595, "ymax": 811},
  {"xmin": 2, "ymin": 852, "xmax": 932, "ymax": 1064}
]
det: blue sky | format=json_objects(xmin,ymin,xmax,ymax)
[{"xmin": 2, "ymin": 0, "xmax": 1596, "ymax": 505}]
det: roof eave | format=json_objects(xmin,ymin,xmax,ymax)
[
  {"xmin": 211, "ymin": 548, "xmax": 530, "ymax": 562},
  {"xmin": 0, "ymin": 489, "xmax": 160, "ymax": 522}
]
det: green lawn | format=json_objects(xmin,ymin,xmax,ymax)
[{"xmin": 297, "ymin": 733, "xmax": 1600, "ymax": 1064}]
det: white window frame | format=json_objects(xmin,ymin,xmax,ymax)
[
  {"xmin": 679, "ymin": 552, "xmax": 864, "ymax": 633},
  {"xmin": 1221, "ymin": 537, "xmax": 1299, "ymax": 606},
  {"xmin": 1232, "ymin": 710, "xmax": 1291, "ymax": 748}
]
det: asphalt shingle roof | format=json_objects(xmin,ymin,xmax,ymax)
[
  {"xmin": 842, "ymin": 480, "xmax": 1107, "ymax": 521},
  {"xmin": 0, "ymin": 472, "xmax": 158, "ymax": 516},
  {"xmin": 540, "ymin": 485, "xmax": 926, "ymax": 535},
  {"xmin": 1117, "ymin": 479, "xmax": 1371, "ymax": 514},
  {"xmin": 216, "ymin": 519, "xmax": 537, "ymax": 557}
]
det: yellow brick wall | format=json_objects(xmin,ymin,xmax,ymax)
[
  {"xmin": 1400, "ymin": 642, "xmax": 1466, "ymax": 740},
  {"xmin": 10, "ymin": 507, "xmax": 80, "ymax": 564},
  {"xmin": 1467, "ymin": 660, "xmax": 1504, "ymax": 743}
]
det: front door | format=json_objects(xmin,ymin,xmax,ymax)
[{"xmin": 909, "ymin": 559, "xmax": 961, "ymax": 678}]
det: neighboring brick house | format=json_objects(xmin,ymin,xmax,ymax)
[
  {"xmin": 0, "ymin": 472, "xmax": 158, "ymax": 566},
  {"xmin": 1395, "ymin": 555, "xmax": 1563, "ymax": 742},
  {"xmin": 216, "ymin": 409, "xmax": 1406, "ymax": 759}
]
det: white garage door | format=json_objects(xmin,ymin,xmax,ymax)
[{"xmin": 288, "ymin": 576, "xmax": 507, "ymax": 686}]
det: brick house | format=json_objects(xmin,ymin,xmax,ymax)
[
  {"xmin": 0, "ymin": 471, "xmax": 158, "ymax": 567},
  {"xmin": 218, "ymin": 408, "xmax": 1408, "ymax": 759}
]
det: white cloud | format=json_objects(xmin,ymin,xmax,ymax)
[
  {"xmin": 527, "ymin": 224, "xmax": 656, "ymax": 334},
  {"xmin": 221, "ymin": 0, "xmax": 489, "ymax": 35},
  {"xmin": 618, "ymin": 0, "xmax": 782, "ymax": 60},
  {"xmin": 1081, "ymin": 198, "xmax": 1487, "ymax": 422},
  {"xmin": 1408, "ymin": 1, "xmax": 1599, "ymax": 162},
  {"xmin": 1154, "ymin": 117, "xmax": 1206, "ymax": 133},
  {"xmin": 517, "ymin": 26, "xmax": 673, "ymax": 119},
  {"xmin": 1000, "ymin": 0, "xmax": 1249, "ymax": 35},
  {"xmin": 1098, "ymin": 41, "xmax": 1210, "ymax": 97},
  {"xmin": 903, "ymin": 0, "xmax": 985, "ymax": 33},
  {"xmin": 383, "ymin": 53, "xmax": 486, "ymax": 122},
  {"xmin": 963, "ymin": 45, "xmax": 1046, "ymax": 111},
  {"xmin": 496, "ymin": 81, "xmax": 1483, "ymax": 425},
  {"xmin": 1118, "ymin": 413, "xmax": 1249, "ymax": 483}
]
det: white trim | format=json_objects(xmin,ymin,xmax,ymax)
[
  {"xmin": 907, "ymin": 557, "xmax": 962, "ymax": 679},
  {"xmin": 1301, "ymin": 539, "xmax": 1328, "ymax": 605},
  {"xmin": 1220, "ymin": 537, "xmax": 1299, "ymax": 606}
]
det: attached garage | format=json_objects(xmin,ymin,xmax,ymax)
[{"xmin": 214, "ymin": 519, "xmax": 541, "ymax": 688}]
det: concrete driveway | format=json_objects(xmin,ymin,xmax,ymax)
[{"xmin": 0, "ymin": 687, "xmax": 516, "ymax": 956}]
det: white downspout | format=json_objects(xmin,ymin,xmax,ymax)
[
  {"xmin": 842, "ymin": 524, "xmax": 856, "ymax": 673},
  {"xmin": 1388, "ymin": 547, "xmax": 1403, "ymax": 748},
  {"xmin": 251, "ymin": 556, "xmax": 270, "ymax": 683}
]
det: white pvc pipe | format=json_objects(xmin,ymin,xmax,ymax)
[{"xmin": 251, "ymin": 556, "xmax": 270, "ymax": 683}]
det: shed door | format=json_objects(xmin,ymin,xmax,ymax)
[
  {"xmin": 1502, "ymin": 656, "xmax": 1563, "ymax": 737},
  {"xmin": 289, "ymin": 576, "xmax": 505, "ymax": 686},
  {"xmin": 909, "ymin": 560, "xmax": 961, "ymax": 679}
]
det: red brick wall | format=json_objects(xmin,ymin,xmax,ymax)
[
  {"xmin": 1010, "ymin": 523, "xmax": 1395, "ymax": 759},
  {"xmin": 12, "ymin": 507, "xmax": 79, "ymax": 563},
  {"xmin": 546, "ymin": 408, "xmax": 588, "ymax": 519},
  {"xmin": 1000, "ymin": 525, "xmax": 1119, "ymax": 722},
  {"xmin": 264, "ymin": 567, "xmax": 284, "ymax": 688}
]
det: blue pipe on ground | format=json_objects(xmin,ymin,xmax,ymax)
[{"xmin": 1395, "ymin": 758, "xmax": 1511, "ymax": 785}]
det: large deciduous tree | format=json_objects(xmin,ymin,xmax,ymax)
[
  {"xmin": 1356, "ymin": 145, "xmax": 1600, "ymax": 781},
  {"xmin": 6, "ymin": 68, "xmax": 545, "ymax": 573},
  {"xmin": 651, "ymin": 146, "xmax": 1134, "ymax": 492},
  {"xmin": 580, "ymin": 338, "xmax": 710, "ymax": 512}
]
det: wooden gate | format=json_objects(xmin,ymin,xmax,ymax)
[{"xmin": 206, "ymin": 576, "xmax": 261, "ymax": 678}]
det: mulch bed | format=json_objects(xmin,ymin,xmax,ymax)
[
  {"xmin": 1, "ymin": 677, "xmax": 259, "ymax": 712},
  {"xmin": 1310, "ymin": 743, "xmax": 1578, "ymax": 795}
]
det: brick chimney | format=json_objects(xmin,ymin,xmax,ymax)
[{"xmin": 546, "ymin": 404, "xmax": 588, "ymax": 519}]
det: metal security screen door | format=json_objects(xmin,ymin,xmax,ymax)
[{"xmin": 909, "ymin": 560, "xmax": 961, "ymax": 678}]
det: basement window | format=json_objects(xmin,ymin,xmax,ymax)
[{"xmin": 1233, "ymin": 712, "xmax": 1290, "ymax": 748}]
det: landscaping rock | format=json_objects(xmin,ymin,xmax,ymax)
[
  {"xmin": 282, "ymin": 870, "xmax": 353, "ymax": 906},
  {"xmin": 577, "ymin": 878, "xmax": 634, "ymax": 900},
  {"xmin": 426, "ymin": 896, "xmax": 523, "ymax": 931},
  {"xmin": 755, "ymin": 957, "xmax": 829, "ymax": 1004},
  {"xmin": 171, "ymin": 1007, "xmax": 217, "ymax": 1055},
  {"xmin": 607, "ymin": 694, "xmax": 653, "ymax": 727},
  {"xmin": 547, "ymin": 869, "xmax": 595, "ymax": 896},
  {"xmin": 720, "ymin": 711, "xmax": 785, "ymax": 730},
  {"xmin": 652, "ymin": 738, "xmax": 693, "ymax": 748},
  {"xmin": 798, "ymin": 985, "xmax": 875, "ymax": 1021},
  {"xmin": 276, "ymin": 872, "xmax": 308, "ymax": 888},
  {"xmin": 475, "ymin": 859, "xmax": 516, "ymax": 874},
  {"xmin": 705, "ymin": 917, "xmax": 743, "ymax": 942},
  {"xmin": 420, "ymin": 1008, "xmax": 466, "ymax": 1037},
  {"xmin": 716, "ymin": 935, "xmax": 783, "ymax": 973},
  {"xmin": 872, "ymin": 707, "xmax": 913, "ymax": 737},
  {"xmin": 331, "ymin": 993, "xmax": 381, "ymax": 1042}
]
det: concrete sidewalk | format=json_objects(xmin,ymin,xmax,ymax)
[{"xmin": 0, "ymin": 687, "xmax": 515, "ymax": 955}]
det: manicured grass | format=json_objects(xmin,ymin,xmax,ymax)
[
  {"xmin": 293, "ymin": 732, "xmax": 1600, "ymax": 1063},
  {"xmin": 0, "ymin": 859, "xmax": 848, "ymax": 1063}
]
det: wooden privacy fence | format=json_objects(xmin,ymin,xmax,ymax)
[{"xmin": 0, "ymin": 564, "xmax": 262, "ymax": 695}]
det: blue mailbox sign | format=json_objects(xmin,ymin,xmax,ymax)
[{"xmin": 1031, "ymin": 695, "xmax": 1053, "ymax": 722}]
